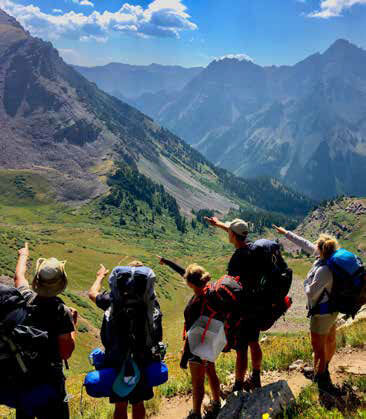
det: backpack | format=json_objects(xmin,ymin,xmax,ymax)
[
  {"xmin": 103, "ymin": 266, "xmax": 163, "ymax": 366},
  {"xmin": 244, "ymin": 239, "xmax": 293, "ymax": 331},
  {"xmin": 0, "ymin": 284, "xmax": 49, "ymax": 390},
  {"xmin": 326, "ymin": 249, "xmax": 366, "ymax": 317}
]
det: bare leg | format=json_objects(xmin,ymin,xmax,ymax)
[
  {"xmin": 132, "ymin": 402, "xmax": 146, "ymax": 419},
  {"xmin": 235, "ymin": 348, "xmax": 248, "ymax": 383},
  {"xmin": 249, "ymin": 341, "xmax": 262, "ymax": 371},
  {"xmin": 189, "ymin": 361, "xmax": 206, "ymax": 415},
  {"xmin": 311, "ymin": 332, "xmax": 327, "ymax": 374},
  {"xmin": 325, "ymin": 325, "xmax": 337, "ymax": 365},
  {"xmin": 114, "ymin": 402, "xmax": 128, "ymax": 419},
  {"xmin": 205, "ymin": 362, "xmax": 220, "ymax": 402}
]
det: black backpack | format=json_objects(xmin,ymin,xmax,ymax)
[
  {"xmin": 103, "ymin": 266, "xmax": 163, "ymax": 367},
  {"xmin": 245, "ymin": 239, "xmax": 293, "ymax": 331},
  {"xmin": 0, "ymin": 285, "xmax": 49, "ymax": 388}
]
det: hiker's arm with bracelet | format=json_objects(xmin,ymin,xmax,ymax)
[
  {"xmin": 273, "ymin": 225, "xmax": 317, "ymax": 256},
  {"xmin": 88, "ymin": 264, "xmax": 109, "ymax": 303},
  {"xmin": 157, "ymin": 255, "xmax": 185, "ymax": 277},
  {"xmin": 14, "ymin": 242, "xmax": 30, "ymax": 288}
]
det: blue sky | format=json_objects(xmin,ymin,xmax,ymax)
[{"xmin": 1, "ymin": 0, "xmax": 366, "ymax": 67}]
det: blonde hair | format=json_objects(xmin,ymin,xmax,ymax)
[
  {"xmin": 316, "ymin": 234, "xmax": 339, "ymax": 259},
  {"xmin": 184, "ymin": 263, "xmax": 211, "ymax": 287},
  {"xmin": 128, "ymin": 260, "xmax": 144, "ymax": 267}
]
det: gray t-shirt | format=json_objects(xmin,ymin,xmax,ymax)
[{"xmin": 285, "ymin": 231, "xmax": 333, "ymax": 309}]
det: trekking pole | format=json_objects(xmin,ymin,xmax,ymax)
[{"xmin": 64, "ymin": 360, "xmax": 69, "ymax": 370}]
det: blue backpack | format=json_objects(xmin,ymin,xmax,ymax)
[{"xmin": 327, "ymin": 249, "xmax": 366, "ymax": 317}]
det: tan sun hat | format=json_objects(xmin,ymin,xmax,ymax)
[
  {"xmin": 32, "ymin": 258, "xmax": 68, "ymax": 297},
  {"xmin": 224, "ymin": 218, "xmax": 249, "ymax": 238}
]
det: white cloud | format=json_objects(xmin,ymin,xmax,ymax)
[
  {"xmin": 0, "ymin": 0, "xmax": 197, "ymax": 41},
  {"xmin": 308, "ymin": 0, "xmax": 366, "ymax": 18},
  {"xmin": 214, "ymin": 54, "xmax": 254, "ymax": 63},
  {"xmin": 72, "ymin": 0, "xmax": 94, "ymax": 7},
  {"xmin": 52, "ymin": 9, "xmax": 63, "ymax": 14}
]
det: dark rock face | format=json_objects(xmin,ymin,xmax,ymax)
[
  {"xmin": 217, "ymin": 381, "xmax": 295, "ymax": 419},
  {"xmin": 135, "ymin": 40, "xmax": 366, "ymax": 200}
]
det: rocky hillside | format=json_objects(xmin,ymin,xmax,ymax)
[
  {"xmin": 74, "ymin": 62, "xmax": 202, "ymax": 101},
  {"xmin": 0, "ymin": 8, "xmax": 312, "ymax": 218},
  {"xmin": 281, "ymin": 197, "xmax": 366, "ymax": 258},
  {"xmin": 131, "ymin": 40, "xmax": 366, "ymax": 200}
]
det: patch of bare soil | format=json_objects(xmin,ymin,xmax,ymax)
[{"xmin": 150, "ymin": 347, "xmax": 366, "ymax": 419}]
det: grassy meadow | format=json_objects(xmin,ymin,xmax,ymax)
[{"xmin": 1, "ymin": 171, "xmax": 366, "ymax": 418}]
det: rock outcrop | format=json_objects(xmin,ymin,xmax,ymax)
[{"xmin": 218, "ymin": 381, "xmax": 295, "ymax": 419}]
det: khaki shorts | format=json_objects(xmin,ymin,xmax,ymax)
[{"xmin": 310, "ymin": 312, "xmax": 339, "ymax": 335}]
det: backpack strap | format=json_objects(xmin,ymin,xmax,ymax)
[{"xmin": 307, "ymin": 288, "xmax": 331, "ymax": 317}]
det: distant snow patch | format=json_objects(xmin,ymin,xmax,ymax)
[{"xmin": 214, "ymin": 54, "xmax": 254, "ymax": 63}]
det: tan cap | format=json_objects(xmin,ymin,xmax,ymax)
[
  {"xmin": 224, "ymin": 218, "xmax": 249, "ymax": 237},
  {"xmin": 32, "ymin": 258, "xmax": 68, "ymax": 297}
]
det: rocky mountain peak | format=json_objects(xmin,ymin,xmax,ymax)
[
  {"xmin": 0, "ymin": 8, "xmax": 28, "ymax": 52},
  {"xmin": 323, "ymin": 38, "xmax": 364, "ymax": 59}
]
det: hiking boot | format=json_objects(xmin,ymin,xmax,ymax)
[
  {"xmin": 203, "ymin": 401, "xmax": 221, "ymax": 419},
  {"xmin": 315, "ymin": 371, "xmax": 336, "ymax": 394},
  {"xmin": 186, "ymin": 410, "xmax": 202, "ymax": 419},
  {"xmin": 232, "ymin": 380, "xmax": 244, "ymax": 392},
  {"xmin": 243, "ymin": 373, "xmax": 261, "ymax": 392},
  {"xmin": 302, "ymin": 366, "xmax": 315, "ymax": 380}
]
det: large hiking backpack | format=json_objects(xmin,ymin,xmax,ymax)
[
  {"xmin": 0, "ymin": 284, "xmax": 49, "ymax": 390},
  {"xmin": 326, "ymin": 249, "xmax": 366, "ymax": 317},
  {"xmin": 103, "ymin": 266, "xmax": 163, "ymax": 366},
  {"xmin": 195, "ymin": 276, "xmax": 243, "ymax": 351},
  {"xmin": 245, "ymin": 239, "xmax": 293, "ymax": 331}
]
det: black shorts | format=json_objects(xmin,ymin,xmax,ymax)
[
  {"xmin": 237, "ymin": 319, "xmax": 260, "ymax": 349},
  {"xmin": 109, "ymin": 375, "xmax": 154, "ymax": 405}
]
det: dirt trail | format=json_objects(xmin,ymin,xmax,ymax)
[{"xmin": 150, "ymin": 347, "xmax": 366, "ymax": 418}]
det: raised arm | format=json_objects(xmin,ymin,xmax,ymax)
[
  {"xmin": 88, "ymin": 264, "xmax": 109, "ymax": 303},
  {"xmin": 14, "ymin": 242, "xmax": 30, "ymax": 288},
  {"xmin": 204, "ymin": 217, "xmax": 229, "ymax": 232},
  {"xmin": 273, "ymin": 225, "xmax": 317, "ymax": 256},
  {"xmin": 157, "ymin": 255, "xmax": 186, "ymax": 277}
]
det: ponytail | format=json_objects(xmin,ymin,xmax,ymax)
[{"xmin": 316, "ymin": 234, "xmax": 339, "ymax": 259}]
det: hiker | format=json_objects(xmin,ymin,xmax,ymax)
[
  {"xmin": 204, "ymin": 217, "xmax": 263, "ymax": 391},
  {"xmin": 273, "ymin": 226, "xmax": 339, "ymax": 391},
  {"xmin": 9, "ymin": 242, "xmax": 77, "ymax": 418},
  {"xmin": 157, "ymin": 256, "xmax": 221, "ymax": 419},
  {"xmin": 88, "ymin": 260, "xmax": 163, "ymax": 419}
]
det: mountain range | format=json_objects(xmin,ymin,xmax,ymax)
[
  {"xmin": 0, "ymin": 8, "xmax": 311, "ymax": 220},
  {"xmin": 73, "ymin": 63, "xmax": 202, "ymax": 101},
  {"xmin": 81, "ymin": 40, "xmax": 366, "ymax": 201}
]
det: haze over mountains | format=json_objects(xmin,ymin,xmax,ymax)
[
  {"xmin": 0, "ymin": 8, "xmax": 310, "ymax": 219},
  {"xmin": 78, "ymin": 40, "xmax": 366, "ymax": 201},
  {"xmin": 74, "ymin": 63, "xmax": 202, "ymax": 101}
]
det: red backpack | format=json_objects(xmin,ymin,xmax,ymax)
[{"xmin": 184, "ymin": 275, "xmax": 243, "ymax": 348}]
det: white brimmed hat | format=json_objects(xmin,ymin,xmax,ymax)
[{"xmin": 224, "ymin": 218, "xmax": 249, "ymax": 237}]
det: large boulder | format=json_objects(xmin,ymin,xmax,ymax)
[{"xmin": 218, "ymin": 381, "xmax": 295, "ymax": 419}]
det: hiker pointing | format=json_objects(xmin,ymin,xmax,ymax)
[
  {"xmin": 273, "ymin": 226, "xmax": 339, "ymax": 392},
  {"xmin": 158, "ymin": 256, "xmax": 222, "ymax": 419},
  {"xmin": 0, "ymin": 243, "xmax": 77, "ymax": 418},
  {"xmin": 205, "ymin": 217, "xmax": 264, "ymax": 391},
  {"xmin": 88, "ymin": 260, "xmax": 163, "ymax": 419}
]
